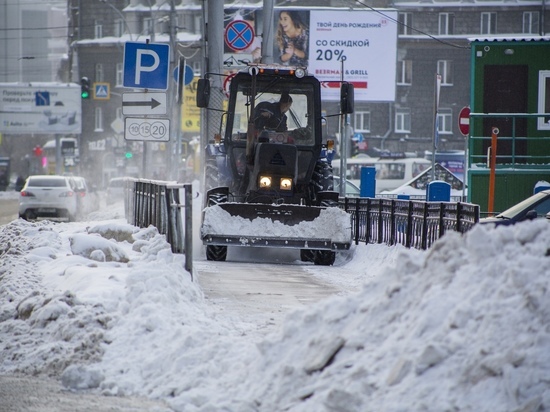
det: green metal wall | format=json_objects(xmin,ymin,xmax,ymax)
[
  {"xmin": 468, "ymin": 39, "xmax": 550, "ymax": 212},
  {"xmin": 470, "ymin": 170, "xmax": 550, "ymax": 215}
]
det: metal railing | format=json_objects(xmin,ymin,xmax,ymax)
[
  {"xmin": 469, "ymin": 112, "xmax": 550, "ymax": 167},
  {"xmin": 340, "ymin": 197, "xmax": 479, "ymax": 250},
  {"xmin": 122, "ymin": 178, "xmax": 193, "ymax": 274},
  {"xmin": 116, "ymin": 178, "xmax": 478, "ymax": 266}
]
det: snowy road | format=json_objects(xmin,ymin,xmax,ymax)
[
  {"xmin": 191, "ymin": 238, "xmax": 367, "ymax": 340},
  {"xmin": 0, "ymin": 197, "xmax": 18, "ymax": 225},
  {"xmin": 194, "ymin": 257, "xmax": 348, "ymax": 337}
]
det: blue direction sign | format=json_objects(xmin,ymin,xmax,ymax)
[
  {"xmin": 35, "ymin": 91, "xmax": 50, "ymax": 106},
  {"xmin": 123, "ymin": 42, "xmax": 170, "ymax": 90},
  {"xmin": 225, "ymin": 20, "xmax": 254, "ymax": 51}
]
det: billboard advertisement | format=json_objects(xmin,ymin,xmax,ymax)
[
  {"xmin": 181, "ymin": 78, "xmax": 201, "ymax": 132},
  {"xmin": 306, "ymin": 10, "xmax": 397, "ymax": 102},
  {"xmin": 0, "ymin": 83, "xmax": 82, "ymax": 134},
  {"xmin": 223, "ymin": 8, "xmax": 398, "ymax": 102}
]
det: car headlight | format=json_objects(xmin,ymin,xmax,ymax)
[
  {"xmin": 259, "ymin": 176, "xmax": 272, "ymax": 189},
  {"xmin": 280, "ymin": 178, "xmax": 293, "ymax": 190}
]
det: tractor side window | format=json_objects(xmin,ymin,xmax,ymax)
[{"xmin": 231, "ymin": 91, "xmax": 250, "ymax": 141}]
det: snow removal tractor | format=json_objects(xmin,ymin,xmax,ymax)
[{"xmin": 196, "ymin": 64, "xmax": 354, "ymax": 265}]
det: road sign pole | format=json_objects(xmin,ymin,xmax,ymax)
[
  {"xmin": 169, "ymin": 0, "xmax": 178, "ymax": 180},
  {"xmin": 175, "ymin": 57, "xmax": 185, "ymax": 176},
  {"xmin": 458, "ymin": 106, "xmax": 470, "ymax": 201}
]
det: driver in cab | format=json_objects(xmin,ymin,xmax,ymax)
[{"xmin": 254, "ymin": 92, "xmax": 293, "ymax": 132}]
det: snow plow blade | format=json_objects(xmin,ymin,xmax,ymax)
[{"xmin": 201, "ymin": 202, "xmax": 352, "ymax": 251}]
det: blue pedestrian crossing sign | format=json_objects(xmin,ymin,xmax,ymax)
[
  {"xmin": 93, "ymin": 83, "xmax": 110, "ymax": 100},
  {"xmin": 123, "ymin": 42, "xmax": 170, "ymax": 90}
]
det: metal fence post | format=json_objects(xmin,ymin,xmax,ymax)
[
  {"xmin": 354, "ymin": 198, "xmax": 360, "ymax": 245},
  {"xmin": 406, "ymin": 200, "xmax": 413, "ymax": 248},
  {"xmin": 377, "ymin": 199, "xmax": 383, "ymax": 244},
  {"xmin": 184, "ymin": 184, "xmax": 193, "ymax": 277},
  {"xmin": 365, "ymin": 198, "xmax": 372, "ymax": 243},
  {"xmin": 390, "ymin": 200, "xmax": 396, "ymax": 246},
  {"xmin": 421, "ymin": 203, "xmax": 429, "ymax": 250},
  {"xmin": 439, "ymin": 203, "xmax": 446, "ymax": 238},
  {"xmin": 456, "ymin": 202, "xmax": 463, "ymax": 233}
]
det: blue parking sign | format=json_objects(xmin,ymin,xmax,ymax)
[{"xmin": 123, "ymin": 42, "xmax": 170, "ymax": 90}]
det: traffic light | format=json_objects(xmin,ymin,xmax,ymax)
[
  {"xmin": 125, "ymin": 151, "xmax": 133, "ymax": 159},
  {"xmin": 33, "ymin": 145, "xmax": 43, "ymax": 157},
  {"xmin": 80, "ymin": 76, "xmax": 90, "ymax": 99}
]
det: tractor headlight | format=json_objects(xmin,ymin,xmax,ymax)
[
  {"xmin": 259, "ymin": 176, "xmax": 272, "ymax": 188},
  {"xmin": 280, "ymin": 178, "xmax": 293, "ymax": 190}
]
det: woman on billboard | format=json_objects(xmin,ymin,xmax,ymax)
[{"xmin": 277, "ymin": 10, "xmax": 309, "ymax": 67}]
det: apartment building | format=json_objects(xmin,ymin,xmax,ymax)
[{"xmin": 68, "ymin": 0, "xmax": 549, "ymax": 185}]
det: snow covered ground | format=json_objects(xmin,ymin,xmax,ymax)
[{"xmin": 0, "ymin": 190, "xmax": 549, "ymax": 412}]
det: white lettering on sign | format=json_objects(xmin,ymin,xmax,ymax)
[{"xmin": 135, "ymin": 50, "xmax": 160, "ymax": 85}]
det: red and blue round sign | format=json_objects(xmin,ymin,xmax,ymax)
[{"xmin": 225, "ymin": 20, "xmax": 255, "ymax": 51}]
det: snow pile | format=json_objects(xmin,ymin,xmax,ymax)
[
  {"xmin": 1, "ymin": 205, "xmax": 549, "ymax": 411},
  {"xmin": 226, "ymin": 222, "xmax": 550, "ymax": 411},
  {"xmin": 201, "ymin": 204, "xmax": 352, "ymax": 243}
]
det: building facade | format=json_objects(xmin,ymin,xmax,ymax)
[
  {"xmin": 67, "ymin": 0, "xmax": 550, "ymax": 187},
  {"xmin": 0, "ymin": 0, "xmax": 68, "ymax": 83}
]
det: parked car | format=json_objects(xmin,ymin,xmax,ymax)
[
  {"xmin": 332, "ymin": 155, "xmax": 431, "ymax": 193},
  {"xmin": 106, "ymin": 177, "xmax": 126, "ymax": 205},
  {"xmin": 19, "ymin": 175, "xmax": 78, "ymax": 221},
  {"xmin": 479, "ymin": 189, "xmax": 550, "ymax": 226},
  {"xmin": 70, "ymin": 176, "xmax": 100, "ymax": 218},
  {"xmin": 334, "ymin": 178, "xmax": 361, "ymax": 197}
]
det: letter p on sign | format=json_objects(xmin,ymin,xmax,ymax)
[{"xmin": 123, "ymin": 42, "xmax": 170, "ymax": 90}]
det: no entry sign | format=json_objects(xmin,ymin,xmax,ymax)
[{"xmin": 458, "ymin": 106, "xmax": 470, "ymax": 136}]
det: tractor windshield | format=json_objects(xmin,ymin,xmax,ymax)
[{"xmin": 228, "ymin": 80, "xmax": 315, "ymax": 147}]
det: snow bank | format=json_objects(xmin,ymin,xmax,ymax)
[
  {"xmin": 1, "ymin": 209, "xmax": 549, "ymax": 412},
  {"xmin": 201, "ymin": 204, "xmax": 352, "ymax": 243}
]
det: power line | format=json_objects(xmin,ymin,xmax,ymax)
[{"xmin": 352, "ymin": 0, "xmax": 471, "ymax": 50}]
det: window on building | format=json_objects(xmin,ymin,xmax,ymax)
[
  {"xmin": 115, "ymin": 19, "xmax": 125, "ymax": 37},
  {"xmin": 95, "ymin": 64, "xmax": 104, "ymax": 83},
  {"xmin": 354, "ymin": 111, "xmax": 371, "ymax": 133},
  {"xmin": 437, "ymin": 109, "xmax": 453, "ymax": 134},
  {"xmin": 95, "ymin": 107, "xmax": 103, "ymax": 132},
  {"xmin": 537, "ymin": 70, "xmax": 550, "ymax": 130},
  {"xmin": 181, "ymin": 14, "xmax": 193, "ymax": 31},
  {"xmin": 398, "ymin": 13, "xmax": 413, "ymax": 36},
  {"xmin": 439, "ymin": 13, "xmax": 454, "ymax": 35},
  {"xmin": 94, "ymin": 21, "xmax": 103, "ymax": 39},
  {"xmin": 395, "ymin": 109, "xmax": 411, "ymax": 133},
  {"xmin": 481, "ymin": 12, "xmax": 497, "ymax": 35},
  {"xmin": 194, "ymin": 15, "xmax": 202, "ymax": 34},
  {"xmin": 523, "ymin": 12, "xmax": 540, "ymax": 34},
  {"xmin": 116, "ymin": 63, "xmax": 123, "ymax": 86},
  {"xmin": 144, "ymin": 17, "xmax": 154, "ymax": 35},
  {"xmin": 438, "ymin": 60, "xmax": 453, "ymax": 85},
  {"xmin": 397, "ymin": 60, "xmax": 412, "ymax": 85}
]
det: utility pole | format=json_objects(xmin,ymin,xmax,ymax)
[
  {"xmin": 169, "ymin": 0, "xmax": 178, "ymax": 180},
  {"xmin": 261, "ymin": 0, "xmax": 274, "ymax": 63},
  {"xmin": 202, "ymin": 0, "xmax": 224, "ymax": 186}
]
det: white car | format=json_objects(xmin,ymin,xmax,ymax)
[
  {"xmin": 19, "ymin": 175, "xmax": 78, "ymax": 221},
  {"xmin": 106, "ymin": 177, "xmax": 126, "ymax": 205}
]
